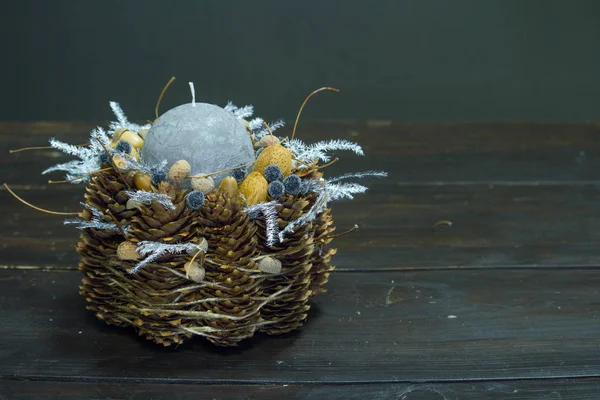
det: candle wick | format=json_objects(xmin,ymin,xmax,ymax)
[{"xmin": 189, "ymin": 82, "xmax": 196, "ymax": 107}]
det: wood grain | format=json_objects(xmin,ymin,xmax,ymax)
[
  {"xmin": 2, "ymin": 269, "xmax": 600, "ymax": 383},
  {"xmin": 3, "ymin": 183, "xmax": 600, "ymax": 269},
  {"xmin": 3, "ymin": 122, "xmax": 600, "ymax": 184},
  {"xmin": 2, "ymin": 378, "xmax": 598, "ymax": 400}
]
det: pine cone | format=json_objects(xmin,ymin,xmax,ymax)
[
  {"xmin": 256, "ymin": 194, "xmax": 316, "ymax": 335},
  {"xmin": 193, "ymin": 190, "xmax": 262, "ymax": 346},
  {"xmin": 309, "ymin": 206, "xmax": 337, "ymax": 297}
]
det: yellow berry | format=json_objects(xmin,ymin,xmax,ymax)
[
  {"xmin": 219, "ymin": 176, "xmax": 239, "ymax": 197},
  {"xmin": 253, "ymin": 144, "xmax": 292, "ymax": 177},
  {"xmin": 239, "ymin": 171, "xmax": 268, "ymax": 205},
  {"xmin": 133, "ymin": 172, "xmax": 152, "ymax": 191}
]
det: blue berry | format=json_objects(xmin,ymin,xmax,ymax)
[
  {"xmin": 115, "ymin": 140, "xmax": 132, "ymax": 154},
  {"xmin": 98, "ymin": 151, "xmax": 110, "ymax": 165},
  {"xmin": 263, "ymin": 164, "xmax": 283, "ymax": 183},
  {"xmin": 283, "ymin": 174, "xmax": 301, "ymax": 195},
  {"xmin": 232, "ymin": 167, "xmax": 247, "ymax": 183},
  {"xmin": 268, "ymin": 180, "xmax": 285, "ymax": 199},
  {"xmin": 151, "ymin": 169, "xmax": 168, "ymax": 185},
  {"xmin": 186, "ymin": 190, "xmax": 205, "ymax": 210}
]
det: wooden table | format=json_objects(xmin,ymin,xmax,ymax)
[{"xmin": 1, "ymin": 121, "xmax": 600, "ymax": 399}]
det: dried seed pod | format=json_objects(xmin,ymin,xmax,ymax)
[
  {"xmin": 186, "ymin": 190, "xmax": 205, "ymax": 210},
  {"xmin": 126, "ymin": 198, "xmax": 142, "ymax": 210},
  {"xmin": 117, "ymin": 241, "xmax": 141, "ymax": 260},
  {"xmin": 258, "ymin": 257, "xmax": 282, "ymax": 274},
  {"xmin": 253, "ymin": 144, "xmax": 292, "ymax": 177},
  {"xmin": 112, "ymin": 128, "xmax": 128, "ymax": 142},
  {"xmin": 239, "ymin": 171, "xmax": 268, "ymax": 205},
  {"xmin": 255, "ymin": 135, "xmax": 280, "ymax": 149},
  {"xmin": 190, "ymin": 174, "xmax": 215, "ymax": 194},
  {"xmin": 240, "ymin": 119, "xmax": 251, "ymax": 132},
  {"xmin": 119, "ymin": 130, "xmax": 145, "ymax": 149},
  {"xmin": 184, "ymin": 261, "xmax": 206, "ymax": 282},
  {"xmin": 168, "ymin": 160, "xmax": 191, "ymax": 183},
  {"xmin": 133, "ymin": 172, "xmax": 152, "ymax": 191},
  {"xmin": 186, "ymin": 237, "xmax": 208, "ymax": 255},
  {"xmin": 219, "ymin": 176, "xmax": 239, "ymax": 197}
]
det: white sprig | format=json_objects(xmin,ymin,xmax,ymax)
[
  {"xmin": 132, "ymin": 241, "xmax": 204, "ymax": 273},
  {"xmin": 125, "ymin": 190, "xmax": 175, "ymax": 210},
  {"xmin": 64, "ymin": 204, "xmax": 126, "ymax": 232},
  {"xmin": 286, "ymin": 139, "xmax": 364, "ymax": 168},
  {"xmin": 253, "ymin": 119, "xmax": 285, "ymax": 139},
  {"xmin": 42, "ymin": 127, "xmax": 112, "ymax": 183},
  {"xmin": 224, "ymin": 101, "xmax": 254, "ymax": 119},
  {"xmin": 248, "ymin": 117, "xmax": 264, "ymax": 131},
  {"xmin": 278, "ymin": 181, "xmax": 368, "ymax": 241},
  {"xmin": 108, "ymin": 101, "xmax": 151, "ymax": 132},
  {"xmin": 327, "ymin": 171, "xmax": 388, "ymax": 183},
  {"xmin": 245, "ymin": 201, "xmax": 280, "ymax": 246}
]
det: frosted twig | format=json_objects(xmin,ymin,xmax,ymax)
[
  {"xmin": 43, "ymin": 127, "xmax": 112, "ymax": 183},
  {"xmin": 253, "ymin": 119, "xmax": 285, "ymax": 139},
  {"xmin": 108, "ymin": 101, "xmax": 151, "ymax": 132},
  {"xmin": 224, "ymin": 101, "xmax": 254, "ymax": 119},
  {"xmin": 132, "ymin": 241, "xmax": 204, "ymax": 273},
  {"xmin": 125, "ymin": 190, "xmax": 175, "ymax": 210},
  {"xmin": 245, "ymin": 201, "xmax": 280, "ymax": 246},
  {"xmin": 64, "ymin": 203, "xmax": 127, "ymax": 233},
  {"xmin": 328, "ymin": 171, "xmax": 388, "ymax": 183},
  {"xmin": 286, "ymin": 138, "xmax": 364, "ymax": 168}
]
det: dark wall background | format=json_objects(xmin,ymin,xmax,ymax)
[{"xmin": 2, "ymin": 0, "xmax": 600, "ymax": 122}]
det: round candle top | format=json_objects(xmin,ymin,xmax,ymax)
[{"xmin": 141, "ymin": 103, "xmax": 255, "ymax": 186}]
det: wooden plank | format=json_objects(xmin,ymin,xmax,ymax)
[
  {"xmin": 3, "ymin": 122, "xmax": 600, "ymax": 184},
  {"xmin": 3, "ymin": 183, "xmax": 600, "ymax": 269},
  {"xmin": 2, "ymin": 269, "xmax": 600, "ymax": 383},
  {"xmin": 2, "ymin": 378, "xmax": 599, "ymax": 400}
]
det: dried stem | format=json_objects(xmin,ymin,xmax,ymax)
[
  {"xmin": 106, "ymin": 209, "xmax": 128, "ymax": 237},
  {"xmin": 155, "ymin": 76, "xmax": 176, "ymax": 120},
  {"xmin": 48, "ymin": 167, "xmax": 113, "ymax": 184},
  {"xmin": 10, "ymin": 143, "xmax": 88, "ymax": 154},
  {"xmin": 291, "ymin": 87, "xmax": 339, "ymax": 140},
  {"xmin": 3, "ymin": 183, "xmax": 79, "ymax": 215},
  {"xmin": 188, "ymin": 160, "xmax": 256, "ymax": 179}
]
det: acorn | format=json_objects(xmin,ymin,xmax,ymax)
[
  {"xmin": 239, "ymin": 171, "xmax": 268, "ymax": 205},
  {"xmin": 258, "ymin": 257, "xmax": 282, "ymax": 274},
  {"xmin": 184, "ymin": 261, "xmax": 206, "ymax": 283},
  {"xmin": 219, "ymin": 176, "xmax": 239, "ymax": 197},
  {"xmin": 112, "ymin": 154, "xmax": 128, "ymax": 171},
  {"xmin": 253, "ymin": 144, "xmax": 292, "ymax": 177},
  {"xmin": 190, "ymin": 174, "xmax": 215, "ymax": 194},
  {"xmin": 117, "ymin": 241, "xmax": 141, "ymax": 260},
  {"xmin": 168, "ymin": 160, "xmax": 191, "ymax": 184},
  {"xmin": 133, "ymin": 172, "xmax": 152, "ymax": 191}
]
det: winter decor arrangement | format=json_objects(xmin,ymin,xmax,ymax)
[{"xmin": 5, "ymin": 80, "xmax": 386, "ymax": 346}]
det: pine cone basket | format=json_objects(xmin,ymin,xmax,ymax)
[{"xmin": 19, "ymin": 93, "xmax": 384, "ymax": 347}]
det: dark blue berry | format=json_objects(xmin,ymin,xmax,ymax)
[
  {"xmin": 186, "ymin": 190, "xmax": 205, "ymax": 210},
  {"xmin": 268, "ymin": 180, "xmax": 285, "ymax": 199},
  {"xmin": 283, "ymin": 174, "xmax": 301, "ymax": 195},
  {"xmin": 232, "ymin": 167, "xmax": 247, "ymax": 183},
  {"xmin": 98, "ymin": 151, "xmax": 110, "ymax": 165},
  {"xmin": 115, "ymin": 140, "xmax": 132, "ymax": 154},
  {"xmin": 151, "ymin": 169, "xmax": 168, "ymax": 185},
  {"xmin": 263, "ymin": 164, "xmax": 283, "ymax": 183}
]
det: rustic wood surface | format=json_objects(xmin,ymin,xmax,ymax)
[{"xmin": 1, "ymin": 121, "xmax": 599, "ymax": 399}]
